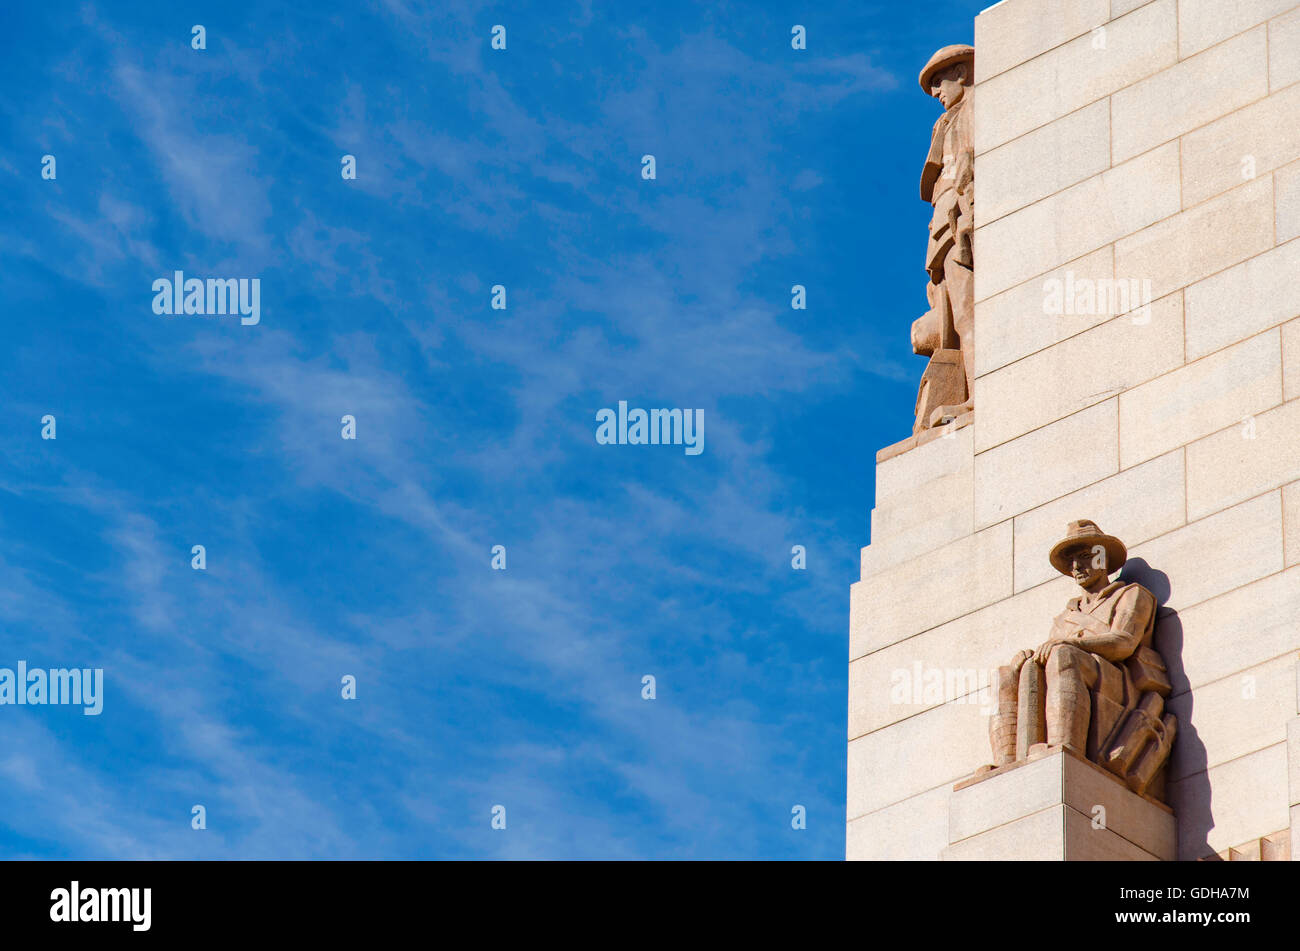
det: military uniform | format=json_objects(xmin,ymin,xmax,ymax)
[
  {"xmin": 911, "ymin": 45, "xmax": 976, "ymax": 433},
  {"xmin": 987, "ymin": 521, "xmax": 1177, "ymax": 798}
]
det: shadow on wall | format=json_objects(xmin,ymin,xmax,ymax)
[{"xmin": 1121, "ymin": 556, "xmax": 1214, "ymax": 861}]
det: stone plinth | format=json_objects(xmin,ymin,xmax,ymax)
[{"xmin": 943, "ymin": 746, "xmax": 1175, "ymax": 861}]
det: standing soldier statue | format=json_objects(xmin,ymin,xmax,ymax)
[{"xmin": 912, "ymin": 44, "xmax": 975, "ymax": 434}]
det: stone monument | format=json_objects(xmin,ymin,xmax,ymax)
[{"xmin": 850, "ymin": 0, "xmax": 1300, "ymax": 862}]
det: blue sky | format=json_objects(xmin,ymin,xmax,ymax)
[{"xmin": 1, "ymin": 0, "xmax": 987, "ymax": 859}]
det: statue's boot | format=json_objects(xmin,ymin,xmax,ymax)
[{"xmin": 929, "ymin": 400, "xmax": 973, "ymax": 428}]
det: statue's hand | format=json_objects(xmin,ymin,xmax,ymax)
[
  {"xmin": 1009, "ymin": 648, "xmax": 1033, "ymax": 674},
  {"xmin": 1034, "ymin": 638, "xmax": 1068, "ymax": 666}
]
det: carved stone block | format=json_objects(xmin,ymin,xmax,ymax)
[{"xmin": 946, "ymin": 746, "xmax": 1176, "ymax": 860}]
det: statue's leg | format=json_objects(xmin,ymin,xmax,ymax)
[
  {"xmin": 1045, "ymin": 644, "xmax": 1100, "ymax": 753},
  {"xmin": 926, "ymin": 255, "xmax": 975, "ymax": 428},
  {"xmin": 945, "ymin": 259, "xmax": 975, "ymax": 410},
  {"xmin": 990, "ymin": 665, "xmax": 1019, "ymax": 766},
  {"xmin": 1015, "ymin": 658, "xmax": 1047, "ymax": 760}
]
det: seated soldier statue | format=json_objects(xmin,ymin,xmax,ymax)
[{"xmin": 984, "ymin": 520, "xmax": 1177, "ymax": 798}]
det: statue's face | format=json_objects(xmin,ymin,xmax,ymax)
[
  {"xmin": 1066, "ymin": 547, "xmax": 1108, "ymax": 589},
  {"xmin": 929, "ymin": 62, "xmax": 969, "ymax": 109}
]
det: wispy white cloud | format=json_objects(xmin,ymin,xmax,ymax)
[{"xmin": 3, "ymin": 0, "xmax": 892, "ymax": 859}]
